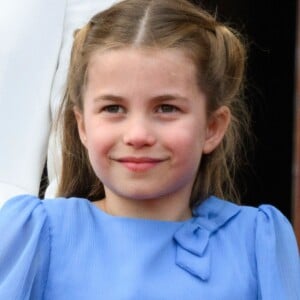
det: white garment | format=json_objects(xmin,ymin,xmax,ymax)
[{"xmin": 0, "ymin": 0, "xmax": 115, "ymax": 206}]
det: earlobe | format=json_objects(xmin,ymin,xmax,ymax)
[
  {"xmin": 203, "ymin": 106, "xmax": 231, "ymax": 154},
  {"xmin": 73, "ymin": 106, "xmax": 87, "ymax": 147}
]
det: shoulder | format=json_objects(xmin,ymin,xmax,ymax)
[
  {"xmin": 42, "ymin": 196, "xmax": 96, "ymax": 224},
  {"xmin": 1, "ymin": 194, "xmax": 90, "ymax": 213},
  {"xmin": 0, "ymin": 194, "xmax": 94, "ymax": 230},
  {"xmin": 194, "ymin": 196, "xmax": 299, "ymax": 257},
  {"xmin": 235, "ymin": 200, "xmax": 297, "ymax": 246},
  {"xmin": 0, "ymin": 194, "xmax": 48, "ymax": 224},
  {"xmin": 196, "ymin": 196, "xmax": 294, "ymax": 232}
]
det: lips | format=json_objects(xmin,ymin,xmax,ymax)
[{"xmin": 114, "ymin": 157, "xmax": 166, "ymax": 172}]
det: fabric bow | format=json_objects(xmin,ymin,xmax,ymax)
[{"xmin": 173, "ymin": 196, "xmax": 241, "ymax": 281}]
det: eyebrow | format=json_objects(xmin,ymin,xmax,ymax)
[
  {"xmin": 151, "ymin": 94, "xmax": 188, "ymax": 102},
  {"xmin": 93, "ymin": 94, "xmax": 124, "ymax": 102},
  {"xmin": 93, "ymin": 93, "xmax": 189, "ymax": 103}
]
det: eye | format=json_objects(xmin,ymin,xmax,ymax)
[
  {"xmin": 156, "ymin": 104, "xmax": 179, "ymax": 113},
  {"xmin": 102, "ymin": 105, "xmax": 125, "ymax": 113}
]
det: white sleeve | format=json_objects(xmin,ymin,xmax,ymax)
[
  {"xmin": 46, "ymin": 0, "xmax": 116, "ymax": 198},
  {"xmin": 0, "ymin": 0, "xmax": 67, "ymax": 206}
]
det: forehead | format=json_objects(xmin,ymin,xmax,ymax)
[{"xmin": 85, "ymin": 47, "xmax": 200, "ymax": 93}]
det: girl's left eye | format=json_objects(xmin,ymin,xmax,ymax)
[{"xmin": 156, "ymin": 104, "xmax": 179, "ymax": 113}]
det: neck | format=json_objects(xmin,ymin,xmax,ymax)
[{"xmin": 95, "ymin": 191, "xmax": 192, "ymax": 221}]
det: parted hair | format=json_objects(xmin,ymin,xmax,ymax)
[{"xmin": 57, "ymin": 0, "xmax": 250, "ymax": 207}]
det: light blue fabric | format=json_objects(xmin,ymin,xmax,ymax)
[{"xmin": 0, "ymin": 195, "xmax": 299, "ymax": 299}]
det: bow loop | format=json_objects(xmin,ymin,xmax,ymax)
[
  {"xmin": 174, "ymin": 222, "xmax": 210, "ymax": 256},
  {"xmin": 174, "ymin": 222, "xmax": 211, "ymax": 280}
]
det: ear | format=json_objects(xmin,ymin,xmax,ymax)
[
  {"xmin": 73, "ymin": 106, "xmax": 87, "ymax": 148},
  {"xmin": 203, "ymin": 106, "xmax": 231, "ymax": 154}
]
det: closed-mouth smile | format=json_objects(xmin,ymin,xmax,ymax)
[{"xmin": 114, "ymin": 156, "xmax": 167, "ymax": 172}]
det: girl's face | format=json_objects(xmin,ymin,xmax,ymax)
[{"xmin": 75, "ymin": 48, "xmax": 229, "ymax": 209}]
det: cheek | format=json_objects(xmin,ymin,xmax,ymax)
[
  {"xmin": 166, "ymin": 123, "xmax": 205, "ymax": 157},
  {"xmin": 163, "ymin": 129, "xmax": 204, "ymax": 184},
  {"xmin": 165, "ymin": 128, "xmax": 204, "ymax": 186},
  {"xmin": 85, "ymin": 127, "xmax": 114, "ymax": 166}
]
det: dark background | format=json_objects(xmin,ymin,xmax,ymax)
[{"xmin": 195, "ymin": 0, "xmax": 297, "ymax": 220}]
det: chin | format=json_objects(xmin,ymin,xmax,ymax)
[{"xmin": 116, "ymin": 190, "xmax": 165, "ymax": 202}]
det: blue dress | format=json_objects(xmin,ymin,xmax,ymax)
[{"xmin": 0, "ymin": 195, "xmax": 299, "ymax": 299}]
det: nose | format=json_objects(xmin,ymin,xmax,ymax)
[{"xmin": 122, "ymin": 116, "xmax": 156, "ymax": 148}]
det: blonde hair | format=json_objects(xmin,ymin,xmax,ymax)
[{"xmin": 57, "ymin": 0, "xmax": 250, "ymax": 207}]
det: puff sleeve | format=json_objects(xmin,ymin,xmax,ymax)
[
  {"xmin": 0, "ymin": 195, "xmax": 51, "ymax": 299},
  {"xmin": 255, "ymin": 205, "xmax": 300, "ymax": 299}
]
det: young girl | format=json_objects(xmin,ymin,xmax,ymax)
[{"xmin": 0, "ymin": 0, "xmax": 299, "ymax": 299}]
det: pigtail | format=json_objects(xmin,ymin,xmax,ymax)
[
  {"xmin": 57, "ymin": 22, "xmax": 105, "ymax": 201},
  {"xmin": 193, "ymin": 23, "xmax": 250, "ymax": 205}
]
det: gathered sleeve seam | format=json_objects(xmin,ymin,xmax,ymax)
[{"xmin": 41, "ymin": 201, "xmax": 53, "ymax": 299}]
